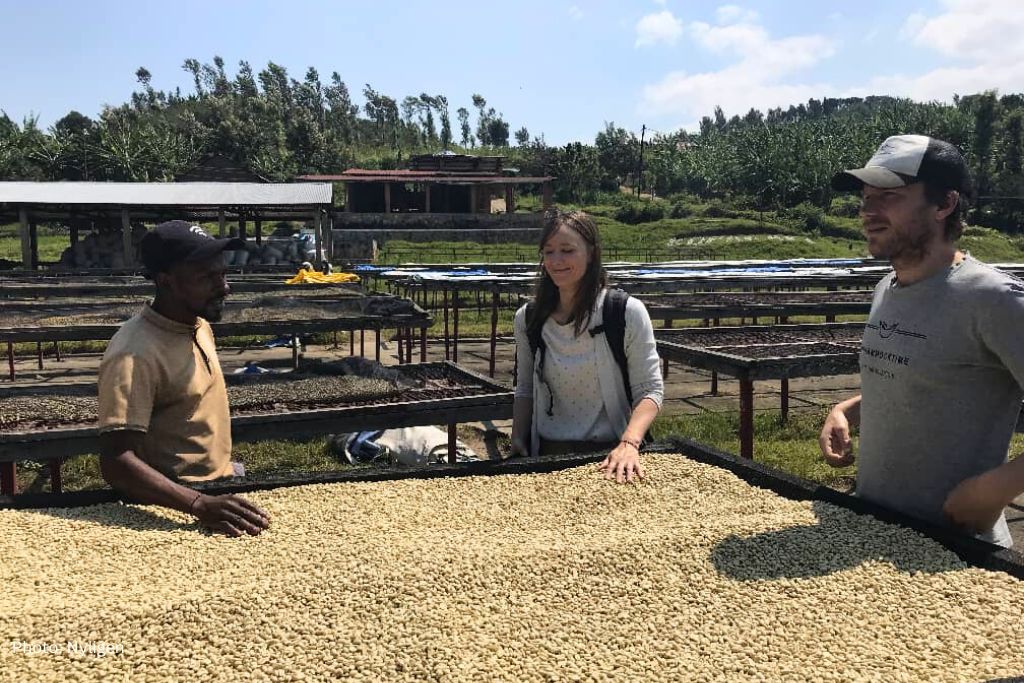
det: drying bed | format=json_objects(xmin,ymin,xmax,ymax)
[
  {"xmin": 0, "ymin": 375, "xmax": 404, "ymax": 433},
  {"xmin": 640, "ymin": 290, "xmax": 875, "ymax": 306},
  {"xmin": 656, "ymin": 323, "xmax": 864, "ymax": 459},
  {"xmin": 656, "ymin": 322, "xmax": 865, "ymax": 350},
  {"xmin": 0, "ymin": 294, "xmax": 418, "ymax": 329},
  {"xmin": 0, "ymin": 362, "xmax": 513, "ymax": 470},
  {"xmin": 0, "ymin": 449, "xmax": 1020, "ymax": 683}
]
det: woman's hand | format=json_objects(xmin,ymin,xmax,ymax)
[{"xmin": 598, "ymin": 441, "xmax": 644, "ymax": 483}]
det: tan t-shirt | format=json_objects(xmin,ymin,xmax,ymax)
[{"xmin": 97, "ymin": 305, "xmax": 233, "ymax": 481}]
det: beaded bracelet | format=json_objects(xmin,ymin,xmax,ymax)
[
  {"xmin": 620, "ymin": 437, "xmax": 642, "ymax": 451},
  {"xmin": 187, "ymin": 491, "xmax": 203, "ymax": 517}
]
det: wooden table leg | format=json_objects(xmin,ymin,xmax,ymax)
[
  {"xmin": 1, "ymin": 462, "xmax": 16, "ymax": 495},
  {"xmin": 780, "ymin": 377, "xmax": 789, "ymax": 424},
  {"xmin": 448, "ymin": 424, "xmax": 458, "ymax": 465},
  {"xmin": 49, "ymin": 459, "xmax": 63, "ymax": 493},
  {"xmin": 739, "ymin": 376, "xmax": 754, "ymax": 459},
  {"xmin": 663, "ymin": 319, "xmax": 672, "ymax": 379},
  {"xmin": 489, "ymin": 292, "xmax": 499, "ymax": 378},
  {"xmin": 453, "ymin": 293, "xmax": 460, "ymax": 363},
  {"xmin": 420, "ymin": 327, "xmax": 427, "ymax": 363},
  {"xmin": 443, "ymin": 289, "xmax": 450, "ymax": 361}
]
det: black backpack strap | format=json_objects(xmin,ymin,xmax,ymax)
[
  {"xmin": 589, "ymin": 288, "xmax": 632, "ymax": 406},
  {"xmin": 524, "ymin": 300, "xmax": 544, "ymax": 358},
  {"xmin": 524, "ymin": 300, "xmax": 553, "ymax": 417}
]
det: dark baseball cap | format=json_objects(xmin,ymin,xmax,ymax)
[
  {"xmin": 140, "ymin": 220, "xmax": 245, "ymax": 274},
  {"xmin": 832, "ymin": 134, "xmax": 974, "ymax": 198}
]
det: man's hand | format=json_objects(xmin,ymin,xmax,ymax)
[
  {"xmin": 943, "ymin": 472, "xmax": 1008, "ymax": 535},
  {"xmin": 193, "ymin": 494, "xmax": 271, "ymax": 537},
  {"xmin": 819, "ymin": 406, "xmax": 855, "ymax": 467},
  {"xmin": 598, "ymin": 441, "xmax": 644, "ymax": 484}
]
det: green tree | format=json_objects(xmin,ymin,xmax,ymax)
[{"xmin": 457, "ymin": 107, "xmax": 472, "ymax": 147}]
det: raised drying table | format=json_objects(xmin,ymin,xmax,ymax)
[
  {"xmin": 0, "ymin": 292, "xmax": 431, "ymax": 380},
  {"xmin": 0, "ymin": 360, "xmax": 513, "ymax": 495},
  {"xmin": 656, "ymin": 322, "xmax": 864, "ymax": 459}
]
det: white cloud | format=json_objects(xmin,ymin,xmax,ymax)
[
  {"xmin": 856, "ymin": 0, "xmax": 1024, "ymax": 100},
  {"xmin": 715, "ymin": 5, "xmax": 758, "ymax": 25},
  {"xmin": 568, "ymin": 5, "xmax": 584, "ymax": 21},
  {"xmin": 900, "ymin": 12, "xmax": 928, "ymax": 40},
  {"xmin": 845, "ymin": 61, "xmax": 1024, "ymax": 103},
  {"xmin": 909, "ymin": 0, "xmax": 1024, "ymax": 64},
  {"xmin": 635, "ymin": 10, "xmax": 684, "ymax": 47},
  {"xmin": 640, "ymin": 0, "xmax": 1024, "ymax": 132},
  {"xmin": 641, "ymin": 12, "xmax": 835, "ymax": 123}
]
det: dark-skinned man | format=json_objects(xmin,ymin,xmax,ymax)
[
  {"xmin": 98, "ymin": 220, "xmax": 271, "ymax": 537},
  {"xmin": 820, "ymin": 135, "xmax": 1024, "ymax": 547}
]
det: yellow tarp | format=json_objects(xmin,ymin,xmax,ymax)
[{"xmin": 284, "ymin": 269, "xmax": 361, "ymax": 285}]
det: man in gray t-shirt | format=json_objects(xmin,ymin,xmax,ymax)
[{"xmin": 820, "ymin": 135, "xmax": 1024, "ymax": 548}]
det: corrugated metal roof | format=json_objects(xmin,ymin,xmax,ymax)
[{"xmin": 0, "ymin": 182, "xmax": 332, "ymax": 206}]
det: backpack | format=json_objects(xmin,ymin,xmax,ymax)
[{"xmin": 525, "ymin": 288, "xmax": 633, "ymax": 407}]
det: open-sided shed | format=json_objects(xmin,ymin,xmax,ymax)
[{"xmin": 0, "ymin": 181, "xmax": 333, "ymax": 269}]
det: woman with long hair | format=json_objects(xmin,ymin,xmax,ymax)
[{"xmin": 509, "ymin": 210, "xmax": 663, "ymax": 482}]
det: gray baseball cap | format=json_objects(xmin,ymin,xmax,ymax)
[{"xmin": 832, "ymin": 134, "xmax": 973, "ymax": 197}]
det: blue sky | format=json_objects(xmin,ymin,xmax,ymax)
[{"xmin": 1, "ymin": 0, "xmax": 1022, "ymax": 144}]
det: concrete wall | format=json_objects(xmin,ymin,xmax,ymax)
[{"xmin": 331, "ymin": 212, "xmax": 544, "ymax": 260}]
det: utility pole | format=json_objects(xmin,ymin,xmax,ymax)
[{"xmin": 636, "ymin": 124, "xmax": 646, "ymax": 198}]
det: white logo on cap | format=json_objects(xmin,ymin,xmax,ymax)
[
  {"xmin": 866, "ymin": 135, "xmax": 929, "ymax": 176},
  {"xmin": 874, "ymin": 140, "xmax": 901, "ymax": 158},
  {"xmin": 189, "ymin": 225, "xmax": 212, "ymax": 239}
]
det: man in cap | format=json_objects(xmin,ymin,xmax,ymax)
[
  {"xmin": 97, "ymin": 220, "xmax": 271, "ymax": 537},
  {"xmin": 819, "ymin": 135, "xmax": 1024, "ymax": 547}
]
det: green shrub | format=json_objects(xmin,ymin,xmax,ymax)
[
  {"xmin": 962, "ymin": 225, "xmax": 1000, "ymax": 238},
  {"xmin": 700, "ymin": 199, "xmax": 739, "ymax": 219},
  {"xmin": 614, "ymin": 201, "xmax": 666, "ymax": 224},
  {"xmin": 663, "ymin": 192, "xmax": 702, "ymax": 205},
  {"xmin": 781, "ymin": 202, "xmax": 828, "ymax": 232},
  {"xmin": 676, "ymin": 222, "xmax": 790, "ymax": 238},
  {"xmin": 829, "ymin": 195, "xmax": 862, "ymax": 218},
  {"xmin": 726, "ymin": 194, "xmax": 762, "ymax": 211},
  {"xmin": 593, "ymin": 191, "xmax": 632, "ymax": 207},
  {"xmin": 817, "ymin": 220, "xmax": 863, "ymax": 240},
  {"xmin": 669, "ymin": 202, "xmax": 693, "ymax": 219}
]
